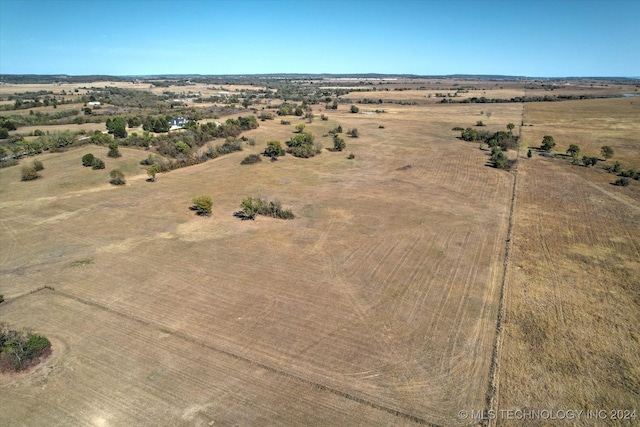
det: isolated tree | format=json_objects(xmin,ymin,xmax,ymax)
[
  {"xmin": 350, "ymin": 105, "xmax": 359, "ymax": 113},
  {"xmin": 109, "ymin": 169, "xmax": 125, "ymax": 185},
  {"xmin": 582, "ymin": 156, "xmax": 599, "ymax": 167},
  {"xmin": 91, "ymin": 157, "xmax": 105, "ymax": 170},
  {"xmin": 82, "ymin": 153, "xmax": 95, "ymax": 167},
  {"xmin": 541, "ymin": 135, "xmax": 555, "ymax": 151},
  {"xmin": 601, "ymin": 145, "xmax": 614, "ymax": 160},
  {"xmin": 507, "ymin": 123, "xmax": 515, "ymax": 133},
  {"xmin": 527, "ymin": 149, "xmax": 532, "ymax": 158},
  {"xmin": 107, "ymin": 141, "xmax": 121, "ymax": 158},
  {"xmin": 192, "ymin": 195, "xmax": 213, "ymax": 216},
  {"xmin": 566, "ymin": 144, "xmax": 581, "ymax": 159},
  {"xmin": 333, "ymin": 136, "xmax": 346, "ymax": 151},
  {"xmin": 461, "ymin": 127, "xmax": 478, "ymax": 141}
]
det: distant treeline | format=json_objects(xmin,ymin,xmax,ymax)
[{"xmin": 440, "ymin": 94, "xmax": 624, "ymax": 104}]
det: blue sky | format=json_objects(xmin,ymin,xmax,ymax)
[{"xmin": 1, "ymin": 0, "xmax": 638, "ymax": 77}]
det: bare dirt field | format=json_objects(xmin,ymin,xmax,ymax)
[{"xmin": 1, "ymin": 98, "xmax": 521, "ymax": 426}]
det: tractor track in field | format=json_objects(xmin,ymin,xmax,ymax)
[{"xmin": 14, "ymin": 286, "xmax": 443, "ymax": 427}]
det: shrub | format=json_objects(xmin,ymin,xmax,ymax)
[
  {"xmin": 91, "ymin": 158, "xmax": 105, "ymax": 170},
  {"xmin": 32, "ymin": 159, "xmax": 44, "ymax": 171},
  {"xmin": 33, "ymin": 129, "xmax": 45, "ymax": 136},
  {"xmin": 286, "ymin": 132, "xmax": 318, "ymax": 158},
  {"xmin": 0, "ymin": 295, "xmax": 4, "ymax": 303},
  {"xmin": 21, "ymin": 166, "xmax": 39, "ymax": 181},
  {"xmin": 333, "ymin": 136, "xmax": 346, "ymax": 151},
  {"xmin": 527, "ymin": 149, "xmax": 532, "ymax": 158},
  {"xmin": 280, "ymin": 120, "xmax": 291, "ymax": 125},
  {"xmin": 237, "ymin": 197, "xmax": 294, "ymax": 220},
  {"xmin": 378, "ymin": 125, "xmax": 385, "ymax": 129},
  {"xmin": 582, "ymin": 156, "xmax": 599, "ymax": 167},
  {"xmin": 109, "ymin": 169, "xmax": 125, "ymax": 185},
  {"xmin": 476, "ymin": 120, "xmax": 484, "ymax": 126},
  {"xmin": 147, "ymin": 165, "xmax": 158, "ymax": 181},
  {"xmin": 348, "ymin": 153, "xmax": 355, "ymax": 159},
  {"xmin": 614, "ymin": 178, "xmax": 630, "ymax": 187},
  {"xmin": 107, "ymin": 141, "xmax": 121, "ymax": 158},
  {"xmin": 241, "ymin": 154, "xmax": 262, "ymax": 165},
  {"xmin": 191, "ymin": 195, "xmax": 213, "ymax": 216},
  {"xmin": 348, "ymin": 128, "xmax": 359, "ymax": 138},
  {"xmin": 350, "ymin": 105, "xmax": 360, "ymax": 113},
  {"xmin": 82, "ymin": 153, "xmax": 95, "ymax": 167},
  {"xmin": 295, "ymin": 123, "xmax": 306, "ymax": 133},
  {"xmin": 263, "ymin": 140, "xmax": 285, "ymax": 158},
  {"xmin": 320, "ymin": 114, "xmax": 328, "ymax": 121},
  {"xmin": 608, "ymin": 161, "xmax": 622, "ymax": 174},
  {"xmin": 451, "ymin": 126, "xmax": 464, "ymax": 131},
  {"xmin": 461, "ymin": 127, "xmax": 478, "ymax": 141}
]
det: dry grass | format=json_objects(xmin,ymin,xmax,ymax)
[
  {"xmin": 2, "ymin": 79, "xmax": 639, "ymax": 426},
  {"xmin": 0, "ymin": 98, "xmax": 521, "ymax": 425},
  {"xmin": 496, "ymin": 99, "xmax": 640, "ymax": 426}
]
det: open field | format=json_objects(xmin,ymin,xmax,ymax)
[
  {"xmin": 1, "ymin": 77, "xmax": 639, "ymax": 426},
  {"xmin": 1, "ymin": 94, "xmax": 522, "ymax": 425},
  {"xmin": 497, "ymin": 99, "xmax": 640, "ymax": 426}
]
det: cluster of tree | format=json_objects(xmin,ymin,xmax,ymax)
[
  {"xmin": 83, "ymin": 87, "xmax": 165, "ymax": 109},
  {"xmin": 440, "ymin": 94, "xmax": 621, "ymax": 104},
  {"xmin": 236, "ymin": 197, "xmax": 294, "ymax": 220},
  {"xmin": 105, "ymin": 117, "xmax": 127, "ymax": 138},
  {"xmin": 286, "ymin": 132, "xmax": 321, "ymax": 158},
  {"xmin": 325, "ymin": 99, "xmax": 339, "ymax": 110},
  {"xmin": 0, "ymin": 322, "xmax": 51, "ymax": 372},
  {"xmin": 490, "ymin": 146, "xmax": 512, "ymax": 169},
  {"xmin": 276, "ymin": 102, "xmax": 307, "ymax": 117},
  {"xmin": 2, "ymin": 109, "xmax": 81, "ymax": 129},
  {"xmin": 263, "ymin": 140, "xmax": 285, "ymax": 158},
  {"xmin": 1, "ymin": 130, "xmax": 83, "ymax": 162},
  {"xmin": 0, "ymin": 117, "xmax": 18, "ymax": 138},
  {"xmin": 81, "ymin": 153, "xmax": 105, "ymax": 170},
  {"xmin": 241, "ymin": 154, "xmax": 262, "ymax": 165},
  {"xmin": 460, "ymin": 125, "xmax": 519, "ymax": 150}
]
